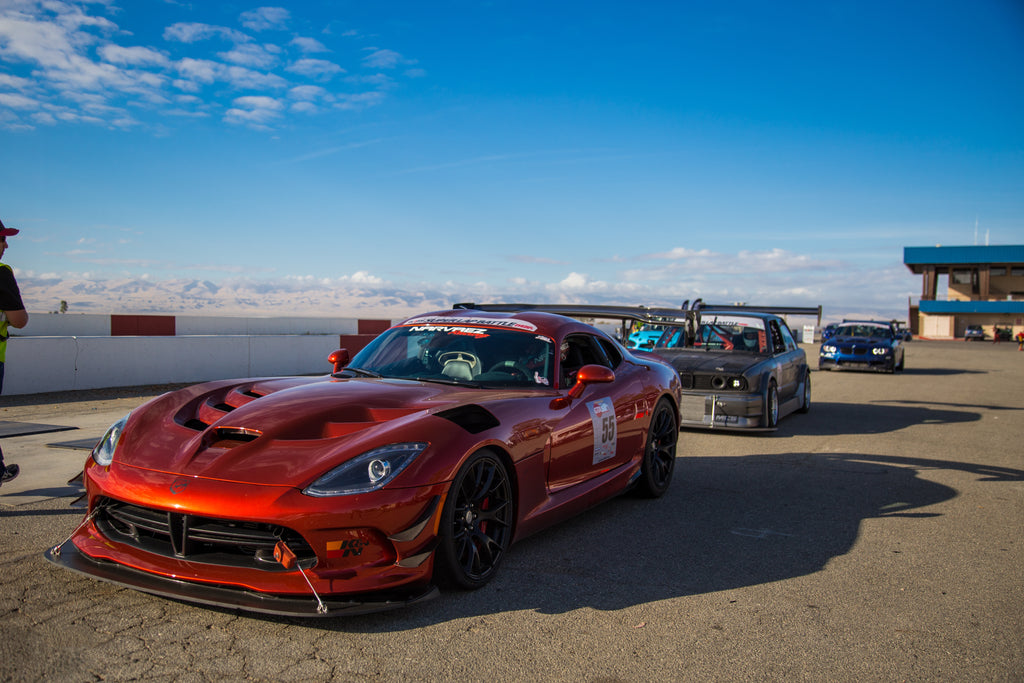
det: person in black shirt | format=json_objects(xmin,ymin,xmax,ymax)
[{"xmin": 0, "ymin": 218, "xmax": 28, "ymax": 485}]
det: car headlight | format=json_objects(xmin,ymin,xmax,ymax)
[
  {"xmin": 710, "ymin": 375, "xmax": 747, "ymax": 391},
  {"xmin": 92, "ymin": 413, "xmax": 130, "ymax": 467},
  {"xmin": 872, "ymin": 347, "xmax": 890, "ymax": 355},
  {"xmin": 821, "ymin": 345, "xmax": 837, "ymax": 354},
  {"xmin": 304, "ymin": 442, "xmax": 428, "ymax": 497}
]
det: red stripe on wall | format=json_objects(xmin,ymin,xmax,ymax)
[
  {"xmin": 358, "ymin": 319, "xmax": 391, "ymax": 335},
  {"xmin": 111, "ymin": 315, "xmax": 176, "ymax": 336}
]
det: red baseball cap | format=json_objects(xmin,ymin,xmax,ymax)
[{"xmin": 0, "ymin": 218, "xmax": 19, "ymax": 237}]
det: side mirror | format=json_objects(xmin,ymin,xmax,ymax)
[
  {"xmin": 568, "ymin": 364, "xmax": 615, "ymax": 399},
  {"xmin": 328, "ymin": 348, "xmax": 351, "ymax": 374}
]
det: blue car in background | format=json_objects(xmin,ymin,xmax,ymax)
[
  {"xmin": 819, "ymin": 320, "xmax": 905, "ymax": 373},
  {"xmin": 627, "ymin": 325, "xmax": 667, "ymax": 350}
]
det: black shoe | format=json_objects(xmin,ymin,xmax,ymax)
[{"xmin": 1, "ymin": 464, "xmax": 19, "ymax": 485}]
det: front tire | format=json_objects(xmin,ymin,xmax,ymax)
[
  {"xmin": 763, "ymin": 380, "xmax": 779, "ymax": 428},
  {"xmin": 435, "ymin": 450, "xmax": 515, "ymax": 590},
  {"xmin": 797, "ymin": 371, "xmax": 811, "ymax": 414},
  {"xmin": 634, "ymin": 398, "xmax": 678, "ymax": 498}
]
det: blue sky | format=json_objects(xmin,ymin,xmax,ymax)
[{"xmin": 1, "ymin": 0, "xmax": 1022, "ymax": 322}]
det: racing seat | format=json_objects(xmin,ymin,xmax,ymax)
[
  {"xmin": 439, "ymin": 351, "xmax": 482, "ymax": 380},
  {"xmin": 741, "ymin": 329, "xmax": 761, "ymax": 352}
]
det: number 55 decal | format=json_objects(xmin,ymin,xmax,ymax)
[{"xmin": 587, "ymin": 397, "xmax": 617, "ymax": 465}]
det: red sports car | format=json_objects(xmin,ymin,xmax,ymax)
[{"xmin": 47, "ymin": 307, "xmax": 681, "ymax": 616}]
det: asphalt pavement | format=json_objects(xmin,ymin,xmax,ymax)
[{"xmin": 0, "ymin": 341, "xmax": 1022, "ymax": 682}]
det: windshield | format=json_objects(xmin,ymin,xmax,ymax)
[
  {"xmin": 693, "ymin": 315, "xmax": 768, "ymax": 353},
  {"xmin": 836, "ymin": 323, "xmax": 892, "ymax": 339},
  {"xmin": 343, "ymin": 322, "xmax": 556, "ymax": 388},
  {"xmin": 647, "ymin": 315, "xmax": 768, "ymax": 353}
]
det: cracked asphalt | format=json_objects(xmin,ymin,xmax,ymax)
[{"xmin": 1, "ymin": 340, "xmax": 1022, "ymax": 682}]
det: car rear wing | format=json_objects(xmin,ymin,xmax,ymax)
[{"xmin": 453, "ymin": 301, "xmax": 823, "ymax": 344}]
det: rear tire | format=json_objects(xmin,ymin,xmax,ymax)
[
  {"xmin": 634, "ymin": 398, "xmax": 678, "ymax": 498},
  {"xmin": 435, "ymin": 450, "xmax": 515, "ymax": 590}
]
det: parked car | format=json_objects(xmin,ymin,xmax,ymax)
[
  {"xmin": 639, "ymin": 308, "xmax": 811, "ymax": 430},
  {"xmin": 821, "ymin": 323, "xmax": 840, "ymax": 341},
  {"xmin": 819, "ymin": 320, "xmax": 905, "ymax": 373},
  {"xmin": 47, "ymin": 307, "xmax": 682, "ymax": 617},
  {"xmin": 964, "ymin": 325, "xmax": 986, "ymax": 341}
]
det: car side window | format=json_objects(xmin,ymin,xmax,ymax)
[
  {"xmin": 777, "ymin": 321, "xmax": 798, "ymax": 352},
  {"xmin": 768, "ymin": 321, "xmax": 791, "ymax": 354},
  {"xmin": 560, "ymin": 334, "xmax": 612, "ymax": 387},
  {"xmin": 595, "ymin": 337, "xmax": 622, "ymax": 369}
]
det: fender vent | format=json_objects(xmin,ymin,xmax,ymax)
[{"xmin": 435, "ymin": 405, "xmax": 500, "ymax": 434}]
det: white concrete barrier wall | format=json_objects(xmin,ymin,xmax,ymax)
[
  {"xmin": 175, "ymin": 316, "xmax": 361, "ymax": 336},
  {"xmin": 2, "ymin": 335, "xmax": 343, "ymax": 396},
  {"xmin": 16, "ymin": 313, "xmax": 366, "ymax": 337},
  {"xmin": 18, "ymin": 314, "xmax": 111, "ymax": 337}
]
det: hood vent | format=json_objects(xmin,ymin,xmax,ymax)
[{"xmin": 206, "ymin": 427, "xmax": 262, "ymax": 450}]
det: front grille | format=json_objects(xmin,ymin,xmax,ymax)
[{"xmin": 94, "ymin": 497, "xmax": 316, "ymax": 571}]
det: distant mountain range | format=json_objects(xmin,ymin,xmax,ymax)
[
  {"xmin": 19, "ymin": 273, "xmax": 905, "ymax": 324},
  {"xmin": 21, "ymin": 275, "xmax": 453, "ymax": 319}
]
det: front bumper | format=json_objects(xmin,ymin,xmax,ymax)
[
  {"xmin": 818, "ymin": 354, "xmax": 893, "ymax": 372},
  {"xmin": 45, "ymin": 541, "xmax": 438, "ymax": 617},
  {"xmin": 677, "ymin": 391, "xmax": 770, "ymax": 431},
  {"xmin": 46, "ymin": 462, "xmax": 449, "ymax": 616}
]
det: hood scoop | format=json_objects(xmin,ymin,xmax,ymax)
[
  {"xmin": 178, "ymin": 386, "xmax": 268, "ymax": 432},
  {"xmin": 205, "ymin": 427, "xmax": 262, "ymax": 450}
]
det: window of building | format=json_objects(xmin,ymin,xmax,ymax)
[
  {"xmin": 951, "ymin": 270, "xmax": 973, "ymax": 285},
  {"xmin": 990, "ymin": 266, "xmax": 1007, "ymax": 276}
]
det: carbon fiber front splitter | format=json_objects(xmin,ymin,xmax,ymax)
[{"xmin": 44, "ymin": 541, "xmax": 439, "ymax": 618}]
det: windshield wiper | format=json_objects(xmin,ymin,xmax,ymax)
[
  {"xmin": 336, "ymin": 366, "xmax": 382, "ymax": 378},
  {"xmin": 411, "ymin": 375, "xmax": 481, "ymax": 388}
]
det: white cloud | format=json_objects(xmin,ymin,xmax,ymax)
[
  {"xmin": 289, "ymin": 85, "xmax": 327, "ymax": 101},
  {"xmin": 239, "ymin": 7, "xmax": 290, "ymax": 32},
  {"xmin": 224, "ymin": 95, "xmax": 284, "ymax": 128},
  {"xmin": 286, "ymin": 58, "xmax": 343, "ymax": 79},
  {"xmin": 0, "ymin": 2, "xmax": 422, "ymax": 131},
  {"xmin": 217, "ymin": 43, "xmax": 280, "ymax": 69},
  {"xmin": 362, "ymin": 48, "xmax": 413, "ymax": 69},
  {"xmin": 99, "ymin": 44, "xmax": 170, "ymax": 68},
  {"xmin": 0, "ymin": 93, "xmax": 38, "ymax": 109},
  {"xmin": 163, "ymin": 22, "xmax": 247, "ymax": 44},
  {"xmin": 290, "ymin": 36, "xmax": 328, "ymax": 53},
  {"xmin": 348, "ymin": 270, "xmax": 382, "ymax": 284}
]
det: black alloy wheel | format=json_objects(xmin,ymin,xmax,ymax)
[
  {"xmin": 435, "ymin": 450, "xmax": 515, "ymax": 590},
  {"xmin": 635, "ymin": 398, "xmax": 678, "ymax": 498}
]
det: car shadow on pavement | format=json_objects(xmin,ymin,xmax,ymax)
[
  {"xmin": 321, "ymin": 451, "xmax": 1022, "ymax": 632},
  {"xmin": 774, "ymin": 401, "xmax": 980, "ymax": 437},
  {"xmin": 890, "ymin": 368, "xmax": 986, "ymax": 376}
]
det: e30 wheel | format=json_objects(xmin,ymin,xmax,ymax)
[{"xmin": 797, "ymin": 371, "xmax": 811, "ymax": 414}]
